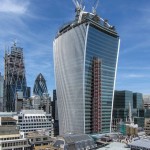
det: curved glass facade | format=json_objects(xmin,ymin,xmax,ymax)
[
  {"xmin": 54, "ymin": 24, "xmax": 87, "ymax": 134},
  {"xmin": 54, "ymin": 14, "xmax": 120, "ymax": 135},
  {"xmin": 33, "ymin": 73, "xmax": 48, "ymax": 97}
]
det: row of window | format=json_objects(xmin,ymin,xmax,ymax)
[
  {"xmin": 0, "ymin": 137, "xmax": 19, "ymax": 140},
  {"xmin": 20, "ymin": 125, "xmax": 50, "ymax": 129},
  {"xmin": 18, "ymin": 123, "xmax": 50, "ymax": 125},
  {"xmin": 2, "ymin": 141, "xmax": 27, "ymax": 147}
]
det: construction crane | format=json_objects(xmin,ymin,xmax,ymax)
[
  {"xmin": 72, "ymin": 0, "xmax": 83, "ymax": 11},
  {"xmin": 92, "ymin": 0, "xmax": 99, "ymax": 14}
]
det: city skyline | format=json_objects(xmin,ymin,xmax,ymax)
[{"xmin": 0, "ymin": 0, "xmax": 150, "ymax": 95}]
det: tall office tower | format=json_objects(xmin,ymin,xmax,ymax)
[
  {"xmin": 4, "ymin": 43, "xmax": 27, "ymax": 112},
  {"xmin": 54, "ymin": 2, "xmax": 120, "ymax": 134},
  {"xmin": 33, "ymin": 73, "xmax": 48, "ymax": 97},
  {"xmin": 0, "ymin": 73, "xmax": 4, "ymax": 111},
  {"xmin": 113, "ymin": 90, "xmax": 144, "ymax": 130},
  {"xmin": 52, "ymin": 89, "xmax": 59, "ymax": 136},
  {"xmin": 133, "ymin": 93, "xmax": 143, "ymax": 109}
]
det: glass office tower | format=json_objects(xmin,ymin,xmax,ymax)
[
  {"xmin": 54, "ymin": 8, "xmax": 120, "ymax": 134},
  {"xmin": 33, "ymin": 73, "xmax": 48, "ymax": 97},
  {"xmin": 4, "ymin": 43, "xmax": 27, "ymax": 111}
]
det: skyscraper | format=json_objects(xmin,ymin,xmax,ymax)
[
  {"xmin": 54, "ymin": 2, "xmax": 120, "ymax": 134},
  {"xmin": 33, "ymin": 73, "xmax": 48, "ymax": 97},
  {"xmin": 0, "ymin": 73, "xmax": 3, "ymax": 111},
  {"xmin": 4, "ymin": 43, "xmax": 27, "ymax": 112}
]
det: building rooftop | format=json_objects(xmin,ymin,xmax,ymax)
[
  {"xmin": 1, "ymin": 117, "xmax": 17, "ymax": 122},
  {"xmin": 98, "ymin": 142, "xmax": 130, "ymax": 150},
  {"xmin": 0, "ymin": 125, "xmax": 19, "ymax": 135},
  {"xmin": 61, "ymin": 133, "xmax": 93, "ymax": 144},
  {"xmin": 20, "ymin": 109, "xmax": 46, "ymax": 115},
  {"xmin": 26, "ymin": 130, "xmax": 49, "ymax": 138},
  {"xmin": 129, "ymin": 139, "xmax": 150, "ymax": 149}
]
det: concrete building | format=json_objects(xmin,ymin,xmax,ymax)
[
  {"xmin": 0, "ymin": 117, "xmax": 31, "ymax": 150},
  {"xmin": 26, "ymin": 130, "xmax": 53, "ymax": 148},
  {"xmin": 17, "ymin": 110, "xmax": 52, "ymax": 136},
  {"xmin": 0, "ymin": 73, "xmax": 3, "ymax": 111},
  {"xmin": 143, "ymin": 95, "xmax": 150, "ymax": 109},
  {"xmin": 54, "ymin": 1, "xmax": 120, "ymax": 134},
  {"xmin": 144, "ymin": 118, "xmax": 150, "ymax": 135}
]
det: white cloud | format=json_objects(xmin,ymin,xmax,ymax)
[{"xmin": 0, "ymin": 0, "xmax": 29, "ymax": 14}]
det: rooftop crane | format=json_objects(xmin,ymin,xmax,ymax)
[
  {"xmin": 72, "ymin": 0, "xmax": 83, "ymax": 11},
  {"xmin": 92, "ymin": 0, "xmax": 99, "ymax": 14}
]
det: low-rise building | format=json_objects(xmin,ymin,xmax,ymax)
[
  {"xmin": 144, "ymin": 118, "xmax": 150, "ymax": 135},
  {"xmin": 0, "ymin": 117, "xmax": 31, "ymax": 150},
  {"xmin": 17, "ymin": 109, "xmax": 52, "ymax": 136},
  {"xmin": 26, "ymin": 130, "xmax": 53, "ymax": 147},
  {"xmin": 53, "ymin": 134, "xmax": 97, "ymax": 149}
]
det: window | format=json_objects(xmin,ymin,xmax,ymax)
[
  {"xmin": 43, "ymin": 137, "xmax": 48, "ymax": 141},
  {"xmin": 36, "ymin": 138, "xmax": 41, "ymax": 141}
]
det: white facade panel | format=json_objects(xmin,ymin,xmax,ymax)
[{"xmin": 54, "ymin": 24, "xmax": 87, "ymax": 135}]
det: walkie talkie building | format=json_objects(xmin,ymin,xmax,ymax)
[{"xmin": 54, "ymin": 4, "xmax": 120, "ymax": 134}]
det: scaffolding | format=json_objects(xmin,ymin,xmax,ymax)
[
  {"xmin": 92, "ymin": 57, "xmax": 101, "ymax": 133},
  {"xmin": 4, "ymin": 43, "xmax": 27, "ymax": 111}
]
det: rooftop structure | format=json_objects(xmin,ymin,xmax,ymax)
[
  {"xmin": 26, "ymin": 130, "xmax": 52, "ymax": 147},
  {"xmin": 97, "ymin": 142, "xmax": 130, "ymax": 150},
  {"xmin": 4, "ymin": 43, "xmax": 28, "ymax": 112},
  {"xmin": 33, "ymin": 73, "xmax": 48, "ymax": 97},
  {"xmin": 54, "ymin": 0, "xmax": 120, "ymax": 134},
  {"xmin": 53, "ymin": 134, "xmax": 96, "ymax": 149},
  {"xmin": 128, "ymin": 139, "xmax": 150, "ymax": 150}
]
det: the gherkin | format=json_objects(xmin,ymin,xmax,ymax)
[{"xmin": 33, "ymin": 73, "xmax": 48, "ymax": 97}]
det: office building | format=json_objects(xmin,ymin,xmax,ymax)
[
  {"xmin": 33, "ymin": 73, "xmax": 48, "ymax": 97},
  {"xmin": 17, "ymin": 109, "xmax": 52, "ymax": 136},
  {"xmin": 29, "ymin": 93, "xmax": 51, "ymax": 114},
  {"xmin": 0, "ymin": 117, "xmax": 31, "ymax": 150},
  {"xmin": 54, "ymin": 2, "xmax": 120, "ymax": 134},
  {"xmin": 52, "ymin": 89, "xmax": 59, "ymax": 136},
  {"xmin": 26, "ymin": 130, "xmax": 52, "ymax": 148},
  {"xmin": 133, "ymin": 93, "xmax": 143, "ymax": 109},
  {"xmin": 113, "ymin": 90, "xmax": 133, "ymax": 122},
  {"xmin": 143, "ymin": 95, "xmax": 150, "ymax": 109},
  {"xmin": 4, "ymin": 43, "xmax": 28, "ymax": 112},
  {"xmin": 113, "ymin": 90, "xmax": 144, "ymax": 130},
  {"xmin": 0, "ymin": 73, "xmax": 3, "ymax": 111}
]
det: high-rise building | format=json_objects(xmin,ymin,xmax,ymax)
[
  {"xmin": 133, "ymin": 93, "xmax": 143, "ymax": 109},
  {"xmin": 112, "ymin": 90, "xmax": 144, "ymax": 131},
  {"xmin": 53, "ymin": 2, "xmax": 120, "ymax": 134},
  {"xmin": 0, "ymin": 73, "xmax": 3, "ymax": 111},
  {"xmin": 52, "ymin": 89, "xmax": 59, "ymax": 136},
  {"xmin": 4, "ymin": 43, "xmax": 27, "ymax": 112},
  {"xmin": 33, "ymin": 73, "xmax": 48, "ymax": 97}
]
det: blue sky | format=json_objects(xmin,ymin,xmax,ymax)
[{"xmin": 0, "ymin": 0, "xmax": 150, "ymax": 96}]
